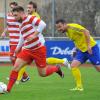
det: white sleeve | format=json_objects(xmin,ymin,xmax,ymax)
[
  {"xmin": 36, "ymin": 20, "xmax": 46, "ymax": 33},
  {"xmin": 31, "ymin": 17, "xmax": 46, "ymax": 33},
  {"xmin": 16, "ymin": 33, "xmax": 24, "ymax": 49}
]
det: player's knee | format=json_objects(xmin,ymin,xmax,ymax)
[
  {"xmin": 37, "ymin": 66, "xmax": 47, "ymax": 77},
  {"xmin": 70, "ymin": 64, "xmax": 76, "ymax": 68},
  {"xmin": 95, "ymin": 66, "xmax": 100, "ymax": 72},
  {"xmin": 13, "ymin": 63, "xmax": 21, "ymax": 71},
  {"xmin": 96, "ymin": 69, "xmax": 100, "ymax": 72},
  {"xmin": 12, "ymin": 67, "xmax": 19, "ymax": 72}
]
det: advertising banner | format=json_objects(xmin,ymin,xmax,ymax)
[
  {"xmin": 0, "ymin": 39, "xmax": 100, "ymax": 62},
  {"xmin": 46, "ymin": 40, "xmax": 75, "ymax": 61},
  {"xmin": 0, "ymin": 39, "xmax": 10, "ymax": 62}
]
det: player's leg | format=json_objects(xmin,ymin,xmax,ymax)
[
  {"xmin": 34, "ymin": 46, "xmax": 64, "ymax": 78},
  {"xmin": 7, "ymin": 58, "xmax": 27, "ymax": 92},
  {"xmin": 16, "ymin": 66, "xmax": 30, "ymax": 84},
  {"xmin": 37, "ymin": 64, "xmax": 64, "ymax": 78},
  {"xmin": 10, "ymin": 45, "xmax": 16, "ymax": 65},
  {"xmin": 46, "ymin": 57, "xmax": 64, "ymax": 64},
  {"xmin": 17, "ymin": 66, "xmax": 29, "ymax": 83},
  {"xmin": 70, "ymin": 60, "xmax": 83, "ymax": 91},
  {"xmin": 7, "ymin": 49, "xmax": 32, "ymax": 92},
  {"xmin": 89, "ymin": 44, "xmax": 100, "ymax": 71},
  {"xmin": 95, "ymin": 65, "xmax": 100, "ymax": 71},
  {"xmin": 46, "ymin": 57, "xmax": 70, "ymax": 69},
  {"xmin": 10, "ymin": 54, "xmax": 29, "ymax": 84},
  {"xmin": 17, "ymin": 66, "xmax": 26, "ymax": 81},
  {"xmin": 7, "ymin": 45, "xmax": 16, "ymax": 82},
  {"xmin": 70, "ymin": 50, "xmax": 87, "ymax": 91},
  {"xmin": 20, "ymin": 67, "xmax": 30, "ymax": 82},
  {"xmin": 10, "ymin": 45, "xmax": 29, "ymax": 83}
]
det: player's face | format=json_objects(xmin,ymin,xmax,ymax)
[
  {"xmin": 10, "ymin": 4, "xmax": 17, "ymax": 11},
  {"xmin": 13, "ymin": 11, "xmax": 21, "ymax": 21},
  {"xmin": 56, "ymin": 23, "xmax": 66, "ymax": 33},
  {"xmin": 27, "ymin": 4, "xmax": 35, "ymax": 15}
]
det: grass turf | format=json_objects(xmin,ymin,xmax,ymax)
[{"xmin": 0, "ymin": 65, "xmax": 100, "ymax": 100}]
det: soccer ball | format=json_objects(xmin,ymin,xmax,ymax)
[{"xmin": 0, "ymin": 82, "xmax": 7, "ymax": 93}]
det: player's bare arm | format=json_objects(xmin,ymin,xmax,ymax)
[
  {"xmin": 83, "ymin": 29, "xmax": 92, "ymax": 54},
  {"xmin": 1, "ymin": 27, "xmax": 8, "ymax": 38},
  {"xmin": 15, "ymin": 33, "xmax": 24, "ymax": 55}
]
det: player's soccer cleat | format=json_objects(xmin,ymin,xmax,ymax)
[
  {"xmin": 21, "ymin": 76, "xmax": 30, "ymax": 82},
  {"xmin": 56, "ymin": 65, "xmax": 64, "ymax": 78},
  {"xmin": 63, "ymin": 58, "xmax": 71, "ymax": 69},
  {"xmin": 70, "ymin": 87, "xmax": 84, "ymax": 91}
]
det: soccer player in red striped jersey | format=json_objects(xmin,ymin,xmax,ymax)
[
  {"xmin": 27, "ymin": 1, "xmax": 70, "ymax": 67},
  {"xmin": 4, "ymin": 6, "xmax": 64, "ymax": 93},
  {"xmin": 1, "ymin": 2, "xmax": 29, "ymax": 83}
]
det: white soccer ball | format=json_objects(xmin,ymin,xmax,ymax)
[{"xmin": 0, "ymin": 82, "xmax": 7, "ymax": 93}]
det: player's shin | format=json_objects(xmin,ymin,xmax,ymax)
[
  {"xmin": 46, "ymin": 57, "xmax": 64, "ymax": 64},
  {"xmin": 7, "ymin": 70, "xmax": 18, "ymax": 92},
  {"xmin": 71, "ymin": 67, "xmax": 83, "ymax": 88},
  {"xmin": 17, "ymin": 66, "xmax": 26, "ymax": 81},
  {"xmin": 45, "ymin": 65, "xmax": 59, "ymax": 76}
]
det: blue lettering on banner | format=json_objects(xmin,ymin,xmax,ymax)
[
  {"xmin": 51, "ymin": 47, "xmax": 72, "ymax": 55},
  {"xmin": 45, "ymin": 40, "xmax": 75, "ymax": 61}
]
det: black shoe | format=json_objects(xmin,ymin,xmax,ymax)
[
  {"xmin": 21, "ymin": 76, "xmax": 30, "ymax": 82},
  {"xmin": 56, "ymin": 65, "xmax": 64, "ymax": 78}
]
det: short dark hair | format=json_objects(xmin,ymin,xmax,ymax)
[
  {"xmin": 28, "ymin": 1, "xmax": 37, "ymax": 11},
  {"xmin": 12, "ymin": 6, "xmax": 24, "ymax": 12},
  {"xmin": 9, "ymin": 2, "xmax": 18, "ymax": 6},
  {"xmin": 56, "ymin": 19, "xmax": 66, "ymax": 24}
]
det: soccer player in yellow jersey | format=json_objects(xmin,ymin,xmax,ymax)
[
  {"xmin": 56, "ymin": 19, "xmax": 100, "ymax": 91},
  {"xmin": 27, "ymin": 1, "xmax": 40, "ymax": 18},
  {"xmin": 26, "ymin": 1, "xmax": 70, "ymax": 67}
]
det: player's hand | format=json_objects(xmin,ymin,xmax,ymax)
[
  {"xmin": 1, "ymin": 32, "xmax": 6, "ymax": 38},
  {"xmin": 87, "ymin": 46, "xmax": 92, "ymax": 54}
]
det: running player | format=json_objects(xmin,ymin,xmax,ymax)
[
  {"xmin": 56, "ymin": 19, "xmax": 100, "ymax": 91},
  {"xmin": 4, "ymin": 6, "xmax": 64, "ymax": 93},
  {"xmin": 27, "ymin": 1, "xmax": 70, "ymax": 67}
]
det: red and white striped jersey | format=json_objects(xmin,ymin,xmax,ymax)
[
  {"xmin": 7, "ymin": 13, "xmax": 21, "ymax": 45},
  {"xmin": 19, "ymin": 15, "xmax": 46, "ymax": 50}
]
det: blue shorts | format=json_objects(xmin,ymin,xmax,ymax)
[{"xmin": 74, "ymin": 44, "xmax": 100, "ymax": 65}]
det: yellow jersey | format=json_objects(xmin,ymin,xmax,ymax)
[
  {"xmin": 66, "ymin": 23, "xmax": 96, "ymax": 52},
  {"xmin": 32, "ymin": 12, "xmax": 40, "ymax": 19}
]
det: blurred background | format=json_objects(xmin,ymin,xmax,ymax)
[{"xmin": 0, "ymin": 0, "xmax": 100, "ymax": 37}]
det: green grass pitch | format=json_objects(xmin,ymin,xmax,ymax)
[{"xmin": 0, "ymin": 65, "xmax": 100, "ymax": 100}]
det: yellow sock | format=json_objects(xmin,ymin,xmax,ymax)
[
  {"xmin": 71, "ymin": 67, "xmax": 83, "ymax": 88},
  {"xmin": 17, "ymin": 66, "xmax": 26, "ymax": 81},
  {"xmin": 46, "ymin": 57, "xmax": 64, "ymax": 64}
]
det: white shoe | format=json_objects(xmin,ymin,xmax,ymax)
[{"xmin": 63, "ymin": 58, "xmax": 71, "ymax": 69}]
